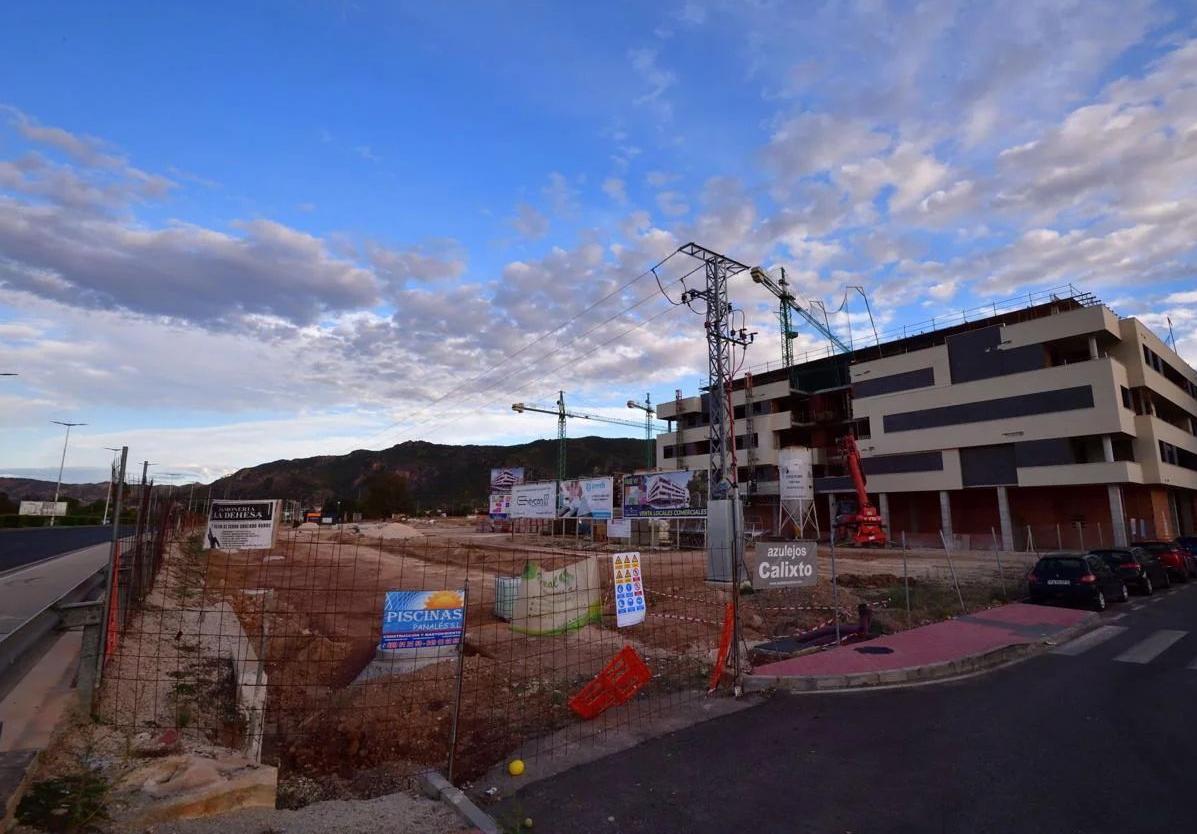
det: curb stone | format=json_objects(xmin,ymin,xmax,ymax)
[
  {"xmin": 420, "ymin": 770, "xmax": 499, "ymax": 834},
  {"xmin": 743, "ymin": 611, "xmax": 1100, "ymax": 694}
]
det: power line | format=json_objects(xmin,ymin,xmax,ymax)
[
  {"xmin": 360, "ymin": 263, "xmax": 702, "ymax": 450},
  {"xmin": 376, "ymin": 301, "xmax": 686, "ymax": 449},
  {"xmin": 356, "ymin": 249, "xmax": 688, "ymax": 448}
]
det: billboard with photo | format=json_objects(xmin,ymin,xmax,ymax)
[
  {"xmin": 488, "ymin": 493, "xmax": 511, "ymax": 519},
  {"xmin": 489, "ymin": 467, "xmax": 525, "ymax": 494},
  {"xmin": 510, "ymin": 481, "xmax": 558, "ymax": 519},
  {"xmin": 557, "ymin": 476, "xmax": 614, "ymax": 519},
  {"xmin": 622, "ymin": 470, "xmax": 708, "ymax": 518}
]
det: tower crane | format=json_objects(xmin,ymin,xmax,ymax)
[
  {"xmin": 512, "ymin": 390, "xmax": 667, "ymax": 482},
  {"xmin": 749, "ymin": 266, "xmax": 850, "ymax": 364},
  {"xmin": 626, "ymin": 392, "xmax": 655, "ymax": 470}
]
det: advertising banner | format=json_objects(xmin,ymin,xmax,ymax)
[
  {"xmin": 749, "ymin": 541, "xmax": 819, "ymax": 589},
  {"xmin": 557, "ymin": 476, "xmax": 614, "ymax": 519},
  {"xmin": 488, "ymin": 493, "xmax": 511, "ymax": 519},
  {"xmin": 612, "ymin": 551, "xmax": 646, "ymax": 627},
  {"xmin": 18, "ymin": 500, "xmax": 67, "ymax": 517},
  {"xmin": 511, "ymin": 558, "xmax": 602, "ymax": 635},
  {"xmin": 778, "ymin": 447, "xmax": 815, "ymax": 502},
  {"xmin": 204, "ymin": 499, "xmax": 279, "ymax": 550},
  {"xmin": 379, "ymin": 589, "xmax": 465, "ymax": 650},
  {"xmin": 622, "ymin": 470, "xmax": 707, "ymax": 518},
  {"xmin": 510, "ymin": 482, "xmax": 557, "ymax": 519},
  {"xmin": 489, "ymin": 467, "xmax": 525, "ymax": 494},
  {"xmin": 607, "ymin": 518, "xmax": 631, "ymax": 539}
]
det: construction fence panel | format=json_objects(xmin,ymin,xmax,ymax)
[{"xmin": 94, "ymin": 519, "xmax": 738, "ymax": 795}]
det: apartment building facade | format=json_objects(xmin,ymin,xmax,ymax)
[{"xmin": 656, "ymin": 294, "xmax": 1197, "ymax": 549}]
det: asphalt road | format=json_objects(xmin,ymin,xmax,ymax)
[
  {"xmin": 0, "ymin": 526, "xmax": 127, "ymax": 573},
  {"xmin": 504, "ymin": 584, "xmax": 1197, "ymax": 834}
]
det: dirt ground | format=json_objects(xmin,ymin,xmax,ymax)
[{"xmin": 96, "ymin": 520, "xmax": 1022, "ymax": 806}]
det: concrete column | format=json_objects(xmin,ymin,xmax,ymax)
[
  {"xmin": 939, "ymin": 490, "xmax": 953, "ymax": 541},
  {"xmin": 1101, "ymin": 435, "xmax": 1114, "ymax": 463},
  {"xmin": 1088, "ymin": 335, "xmax": 1099, "ymax": 359},
  {"xmin": 878, "ymin": 492, "xmax": 891, "ymax": 534},
  {"xmin": 996, "ymin": 486, "xmax": 1014, "ymax": 550},
  {"xmin": 1108, "ymin": 485, "xmax": 1129, "ymax": 548}
]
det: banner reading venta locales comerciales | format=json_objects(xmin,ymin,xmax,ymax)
[{"xmin": 203, "ymin": 499, "xmax": 279, "ymax": 550}]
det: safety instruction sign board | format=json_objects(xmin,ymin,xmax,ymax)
[
  {"xmin": 204, "ymin": 500, "xmax": 279, "ymax": 550},
  {"xmin": 379, "ymin": 589, "xmax": 465, "ymax": 650},
  {"xmin": 612, "ymin": 551, "xmax": 646, "ymax": 628}
]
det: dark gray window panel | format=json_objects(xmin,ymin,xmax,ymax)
[
  {"xmin": 947, "ymin": 325, "xmax": 1047, "ymax": 384},
  {"xmin": 883, "ymin": 386, "xmax": 1095, "ymax": 433},
  {"xmin": 862, "ymin": 451, "xmax": 944, "ymax": 475},
  {"xmin": 960, "ymin": 444, "xmax": 1018, "ymax": 486},
  {"xmin": 853, "ymin": 367, "xmax": 935, "ymax": 398},
  {"xmin": 814, "ymin": 476, "xmax": 854, "ymax": 494},
  {"xmin": 1014, "ymin": 438, "xmax": 1074, "ymax": 467}
]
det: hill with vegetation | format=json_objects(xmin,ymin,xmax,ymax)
[{"xmin": 209, "ymin": 436, "xmax": 649, "ymax": 516}]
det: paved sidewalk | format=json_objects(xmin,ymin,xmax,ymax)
[{"xmin": 749, "ymin": 602, "xmax": 1094, "ymax": 689}]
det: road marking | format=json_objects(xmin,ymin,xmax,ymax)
[
  {"xmin": 1130, "ymin": 604, "xmax": 1144, "ymax": 611},
  {"xmin": 1051, "ymin": 625, "xmax": 1127, "ymax": 656},
  {"xmin": 1114, "ymin": 629, "xmax": 1187, "ymax": 664},
  {"xmin": 1188, "ymin": 655, "xmax": 1197, "ymax": 671},
  {"xmin": 1107, "ymin": 613, "xmax": 1126, "ymax": 622}
]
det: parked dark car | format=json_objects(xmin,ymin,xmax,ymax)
[
  {"xmin": 1174, "ymin": 537, "xmax": 1197, "ymax": 575},
  {"xmin": 1132, "ymin": 541, "xmax": 1191, "ymax": 582},
  {"xmin": 1090, "ymin": 547, "xmax": 1169, "ymax": 595},
  {"xmin": 1028, "ymin": 553, "xmax": 1129, "ymax": 611}
]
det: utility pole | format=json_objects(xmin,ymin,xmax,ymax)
[
  {"xmin": 49, "ymin": 420, "xmax": 86, "ymax": 527},
  {"xmin": 102, "ymin": 447, "xmax": 121, "ymax": 525},
  {"xmin": 626, "ymin": 392, "xmax": 656, "ymax": 470}
]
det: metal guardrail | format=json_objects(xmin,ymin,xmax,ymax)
[{"xmin": 0, "ymin": 560, "xmax": 109, "ymax": 704}]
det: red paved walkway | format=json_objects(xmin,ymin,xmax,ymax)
[{"xmin": 752, "ymin": 602, "xmax": 1091, "ymax": 678}]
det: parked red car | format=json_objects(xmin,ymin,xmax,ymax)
[{"xmin": 1132, "ymin": 541, "xmax": 1192, "ymax": 583}]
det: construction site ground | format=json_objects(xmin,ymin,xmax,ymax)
[{"xmin": 89, "ymin": 517, "xmax": 1025, "ymax": 816}]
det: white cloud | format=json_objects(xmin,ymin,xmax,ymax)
[
  {"xmin": 655, "ymin": 190, "xmax": 689, "ymax": 216},
  {"xmin": 629, "ymin": 48, "xmax": 677, "ymax": 121},
  {"xmin": 602, "ymin": 177, "xmax": 628, "ymax": 204},
  {"xmin": 510, "ymin": 202, "xmax": 550, "ymax": 239}
]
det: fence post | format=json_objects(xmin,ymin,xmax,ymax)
[
  {"xmin": 991, "ymin": 526, "xmax": 1008, "ymax": 600},
  {"xmin": 901, "ymin": 531, "xmax": 911, "ymax": 629},
  {"xmin": 830, "ymin": 535, "xmax": 841, "ymax": 644},
  {"xmin": 939, "ymin": 529, "xmax": 967, "ymax": 615},
  {"xmin": 1097, "ymin": 522, "xmax": 1104, "ymax": 547},
  {"xmin": 95, "ymin": 446, "xmax": 128, "ymax": 712},
  {"xmin": 447, "ymin": 577, "xmax": 469, "ymax": 784},
  {"xmin": 1055, "ymin": 523, "xmax": 1062, "ymax": 550},
  {"xmin": 1076, "ymin": 521, "xmax": 1085, "ymax": 552}
]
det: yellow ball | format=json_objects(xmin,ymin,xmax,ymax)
[
  {"xmin": 523, "ymin": 818, "xmax": 534, "ymax": 829},
  {"xmin": 508, "ymin": 759, "xmax": 525, "ymax": 776}
]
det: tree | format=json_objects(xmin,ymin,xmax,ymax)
[{"xmin": 361, "ymin": 471, "xmax": 412, "ymax": 519}]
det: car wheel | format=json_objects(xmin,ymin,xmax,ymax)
[
  {"xmin": 1119, "ymin": 583, "xmax": 1129, "ymax": 603},
  {"xmin": 1094, "ymin": 590, "xmax": 1107, "ymax": 612},
  {"xmin": 1143, "ymin": 575, "xmax": 1153, "ymax": 595},
  {"xmin": 1164, "ymin": 572, "xmax": 1173, "ymax": 589}
]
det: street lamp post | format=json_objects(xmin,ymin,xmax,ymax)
[{"xmin": 49, "ymin": 420, "xmax": 87, "ymax": 527}]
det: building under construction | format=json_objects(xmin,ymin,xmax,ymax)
[{"xmin": 657, "ymin": 288, "xmax": 1197, "ymax": 549}]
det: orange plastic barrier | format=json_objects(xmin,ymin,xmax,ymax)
[
  {"xmin": 708, "ymin": 603, "xmax": 735, "ymax": 692},
  {"xmin": 568, "ymin": 645, "xmax": 652, "ymax": 720}
]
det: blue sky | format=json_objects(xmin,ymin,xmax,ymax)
[{"xmin": 2, "ymin": 0, "xmax": 1197, "ymax": 483}]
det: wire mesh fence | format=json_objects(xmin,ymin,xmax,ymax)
[{"xmin": 90, "ymin": 500, "xmax": 1099, "ymax": 805}]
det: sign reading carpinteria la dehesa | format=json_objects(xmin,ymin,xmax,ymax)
[
  {"xmin": 379, "ymin": 590, "xmax": 466, "ymax": 650},
  {"xmin": 204, "ymin": 499, "xmax": 280, "ymax": 550}
]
